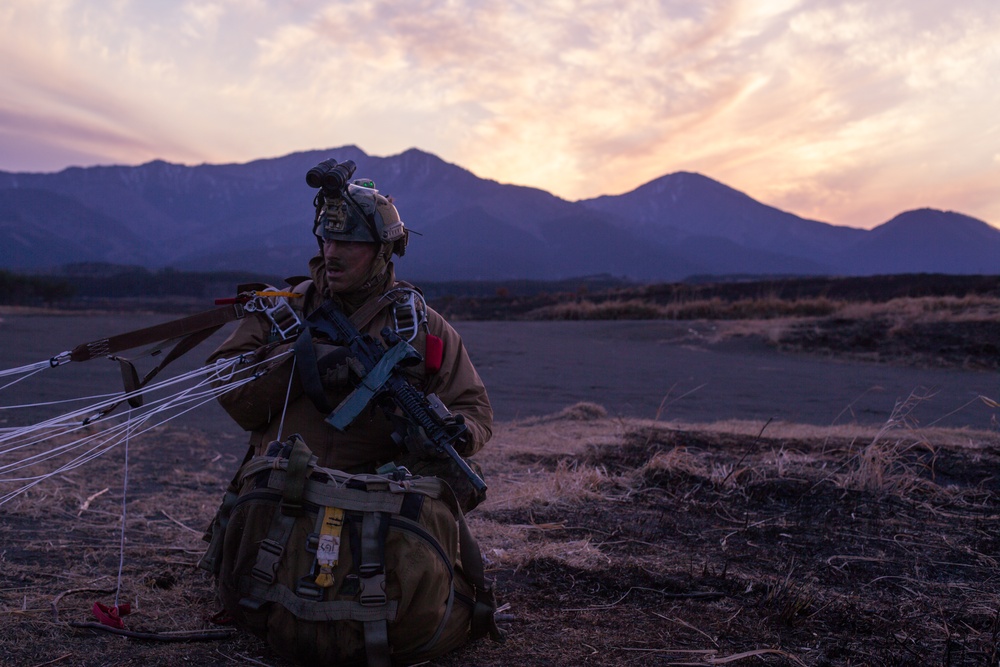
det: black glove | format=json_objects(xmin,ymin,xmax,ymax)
[
  {"xmin": 315, "ymin": 344, "xmax": 352, "ymax": 389},
  {"xmin": 403, "ymin": 416, "xmax": 469, "ymax": 460},
  {"xmin": 404, "ymin": 425, "xmax": 447, "ymax": 459}
]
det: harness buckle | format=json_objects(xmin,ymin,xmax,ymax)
[
  {"xmin": 252, "ymin": 537, "xmax": 285, "ymax": 581},
  {"xmin": 295, "ymin": 578, "xmax": 324, "ymax": 600},
  {"xmin": 245, "ymin": 294, "xmax": 303, "ymax": 340},
  {"xmin": 384, "ymin": 288, "xmax": 426, "ymax": 343},
  {"xmin": 359, "ymin": 573, "xmax": 388, "ymax": 606}
]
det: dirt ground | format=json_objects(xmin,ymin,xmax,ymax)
[
  {"xmin": 2, "ymin": 297, "xmax": 1000, "ymax": 666},
  {"xmin": 3, "ymin": 401, "xmax": 1000, "ymax": 666}
]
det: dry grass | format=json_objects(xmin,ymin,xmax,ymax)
[
  {"xmin": 526, "ymin": 296, "xmax": 841, "ymax": 321},
  {"xmin": 837, "ymin": 294, "xmax": 1000, "ymax": 323},
  {"xmin": 523, "ymin": 294, "xmax": 1000, "ymax": 370},
  {"xmin": 525, "ymin": 291, "xmax": 1000, "ymax": 324}
]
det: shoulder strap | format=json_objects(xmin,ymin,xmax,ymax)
[
  {"xmin": 287, "ymin": 279, "xmax": 314, "ymax": 314},
  {"xmin": 350, "ymin": 288, "xmax": 397, "ymax": 331},
  {"xmin": 290, "ymin": 279, "xmax": 421, "ymax": 334}
]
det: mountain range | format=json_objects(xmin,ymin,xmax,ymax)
[{"xmin": 2, "ymin": 146, "xmax": 998, "ymax": 281}]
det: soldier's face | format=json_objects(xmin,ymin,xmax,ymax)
[{"xmin": 322, "ymin": 239, "xmax": 379, "ymax": 293}]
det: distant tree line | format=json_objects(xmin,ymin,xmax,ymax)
[
  {"xmin": 0, "ymin": 270, "xmax": 76, "ymax": 305},
  {"xmin": 0, "ymin": 265, "xmax": 282, "ymax": 305},
  {"xmin": 1, "ymin": 265, "xmax": 636, "ymax": 307},
  {"xmin": 53, "ymin": 266, "xmax": 283, "ymax": 299}
]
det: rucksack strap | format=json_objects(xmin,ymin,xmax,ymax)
[
  {"xmin": 240, "ymin": 579, "xmax": 399, "ymax": 623},
  {"xmin": 198, "ymin": 443, "xmax": 256, "ymax": 576},
  {"xmin": 457, "ymin": 507, "xmax": 505, "ymax": 642},
  {"xmin": 359, "ymin": 511, "xmax": 392, "ymax": 667},
  {"xmin": 279, "ymin": 435, "xmax": 313, "ymax": 517},
  {"xmin": 430, "ymin": 481, "xmax": 505, "ymax": 644}
]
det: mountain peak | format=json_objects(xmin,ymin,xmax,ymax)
[
  {"xmin": 874, "ymin": 208, "xmax": 996, "ymax": 241},
  {"xmin": 596, "ymin": 170, "xmax": 736, "ymax": 202},
  {"xmin": 1, "ymin": 148, "xmax": 996, "ymax": 279},
  {"xmin": 884, "ymin": 207, "xmax": 986, "ymax": 227}
]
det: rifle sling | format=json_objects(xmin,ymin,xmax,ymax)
[{"xmin": 294, "ymin": 328, "xmax": 334, "ymax": 414}]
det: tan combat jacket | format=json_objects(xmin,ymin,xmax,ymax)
[{"xmin": 206, "ymin": 261, "xmax": 492, "ymax": 472}]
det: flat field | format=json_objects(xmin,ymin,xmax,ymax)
[{"xmin": 1, "ymin": 297, "xmax": 999, "ymax": 666}]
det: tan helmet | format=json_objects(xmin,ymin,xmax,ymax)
[{"xmin": 314, "ymin": 182, "xmax": 408, "ymax": 256}]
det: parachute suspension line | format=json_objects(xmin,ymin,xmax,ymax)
[
  {"xmin": 115, "ymin": 407, "xmax": 131, "ymax": 609},
  {"xmin": 0, "ymin": 352, "xmax": 70, "ymax": 380},
  {"xmin": 0, "ymin": 424, "xmax": 124, "ymax": 505},
  {"xmin": 0, "ymin": 389, "xmax": 124, "ymax": 412},
  {"xmin": 0, "ymin": 357, "xmax": 264, "ymax": 469},
  {"xmin": 276, "ymin": 355, "xmax": 297, "ymax": 442},
  {"xmin": 0, "ymin": 351, "xmax": 289, "ymax": 507},
  {"xmin": 0, "ymin": 356, "xmax": 240, "ymax": 454},
  {"xmin": 0, "ymin": 366, "xmax": 48, "ymax": 393},
  {"xmin": 0, "ymin": 351, "xmax": 286, "ymax": 447}
]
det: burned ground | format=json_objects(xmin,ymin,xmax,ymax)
[{"xmin": 3, "ymin": 407, "xmax": 1000, "ymax": 666}]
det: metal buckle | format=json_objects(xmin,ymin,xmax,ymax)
[
  {"xmin": 385, "ymin": 288, "xmax": 426, "ymax": 343},
  {"xmin": 245, "ymin": 295, "xmax": 303, "ymax": 340}
]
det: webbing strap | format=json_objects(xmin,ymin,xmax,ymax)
[
  {"xmin": 241, "ymin": 580, "xmax": 399, "ymax": 622},
  {"xmin": 359, "ymin": 512, "xmax": 387, "ymax": 583},
  {"xmin": 85, "ymin": 323, "xmax": 228, "ymax": 422},
  {"xmin": 249, "ymin": 512, "xmax": 297, "ymax": 586},
  {"xmin": 364, "ymin": 620, "xmax": 391, "ymax": 667},
  {"xmin": 239, "ymin": 456, "xmax": 448, "ymax": 501},
  {"xmin": 360, "ymin": 511, "xmax": 391, "ymax": 667},
  {"xmin": 459, "ymin": 511, "xmax": 504, "ymax": 642},
  {"xmin": 293, "ymin": 328, "xmax": 334, "ymax": 413},
  {"xmin": 260, "ymin": 470, "xmax": 409, "ymax": 514},
  {"xmin": 69, "ymin": 304, "xmax": 244, "ymax": 362},
  {"xmin": 280, "ymin": 436, "xmax": 313, "ymax": 516}
]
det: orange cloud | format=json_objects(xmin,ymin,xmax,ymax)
[{"xmin": 1, "ymin": 0, "xmax": 998, "ymax": 228}]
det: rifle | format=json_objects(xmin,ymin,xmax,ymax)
[{"xmin": 305, "ymin": 300, "xmax": 487, "ymax": 495}]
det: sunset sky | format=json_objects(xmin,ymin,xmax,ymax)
[{"xmin": 1, "ymin": 0, "xmax": 997, "ymax": 229}]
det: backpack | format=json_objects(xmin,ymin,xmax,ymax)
[{"xmin": 200, "ymin": 435, "xmax": 502, "ymax": 666}]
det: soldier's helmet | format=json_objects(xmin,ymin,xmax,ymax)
[{"xmin": 314, "ymin": 182, "xmax": 408, "ymax": 256}]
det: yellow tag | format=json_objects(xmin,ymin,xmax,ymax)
[{"xmin": 314, "ymin": 506, "xmax": 345, "ymax": 588}]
